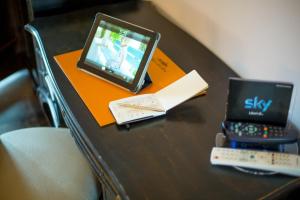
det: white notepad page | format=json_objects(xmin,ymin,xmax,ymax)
[
  {"xmin": 154, "ymin": 70, "xmax": 208, "ymax": 111},
  {"xmin": 109, "ymin": 94, "xmax": 166, "ymax": 124},
  {"xmin": 109, "ymin": 70, "xmax": 208, "ymax": 124}
]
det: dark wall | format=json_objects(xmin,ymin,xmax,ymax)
[
  {"xmin": 32, "ymin": 0, "xmax": 132, "ymax": 17},
  {"xmin": 0, "ymin": 0, "xmax": 29, "ymax": 80}
]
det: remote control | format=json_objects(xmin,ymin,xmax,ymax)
[
  {"xmin": 222, "ymin": 121, "xmax": 298, "ymax": 144},
  {"xmin": 210, "ymin": 147, "xmax": 300, "ymax": 177}
]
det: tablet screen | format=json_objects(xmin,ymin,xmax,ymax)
[{"xmin": 85, "ymin": 20, "xmax": 151, "ymax": 84}]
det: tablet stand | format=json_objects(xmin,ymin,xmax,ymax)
[{"xmin": 140, "ymin": 73, "xmax": 152, "ymax": 91}]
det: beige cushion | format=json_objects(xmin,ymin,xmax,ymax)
[{"xmin": 0, "ymin": 127, "xmax": 99, "ymax": 200}]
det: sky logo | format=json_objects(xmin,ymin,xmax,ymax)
[{"xmin": 244, "ymin": 96, "xmax": 272, "ymax": 112}]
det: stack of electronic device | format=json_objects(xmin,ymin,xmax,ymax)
[
  {"xmin": 211, "ymin": 78, "xmax": 300, "ymax": 177},
  {"xmin": 222, "ymin": 78, "xmax": 297, "ymax": 150}
]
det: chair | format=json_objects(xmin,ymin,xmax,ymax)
[
  {"xmin": 0, "ymin": 127, "xmax": 99, "ymax": 200},
  {"xmin": 0, "ymin": 69, "xmax": 49, "ymax": 134}
]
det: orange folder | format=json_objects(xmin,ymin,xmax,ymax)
[{"xmin": 54, "ymin": 48, "xmax": 186, "ymax": 126}]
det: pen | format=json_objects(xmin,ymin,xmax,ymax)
[{"xmin": 118, "ymin": 103, "xmax": 165, "ymax": 112}]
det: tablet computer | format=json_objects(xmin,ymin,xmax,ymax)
[{"xmin": 78, "ymin": 13, "xmax": 160, "ymax": 93}]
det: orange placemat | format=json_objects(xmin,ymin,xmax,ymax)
[{"xmin": 54, "ymin": 48, "xmax": 185, "ymax": 126}]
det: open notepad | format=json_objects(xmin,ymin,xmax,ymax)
[{"xmin": 109, "ymin": 70, "xmax": 208, "ymax": 125}]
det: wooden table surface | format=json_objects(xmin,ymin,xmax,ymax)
[{"xmin": 28, "ymin": 1, "xmax": 294, "ymax": 199}]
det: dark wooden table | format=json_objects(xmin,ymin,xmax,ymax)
[{"xmin": 26, "ymin": 1, "xmax": 294, "ymax": 199}]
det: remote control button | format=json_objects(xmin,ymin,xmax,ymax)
[{"xmin": 226, "ymin": 122, "xmax": 290, "ymax": 142}]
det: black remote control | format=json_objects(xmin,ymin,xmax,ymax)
[{"xmin": 222, "ymin": 121, "xmax": 298, "ymax": 144}]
